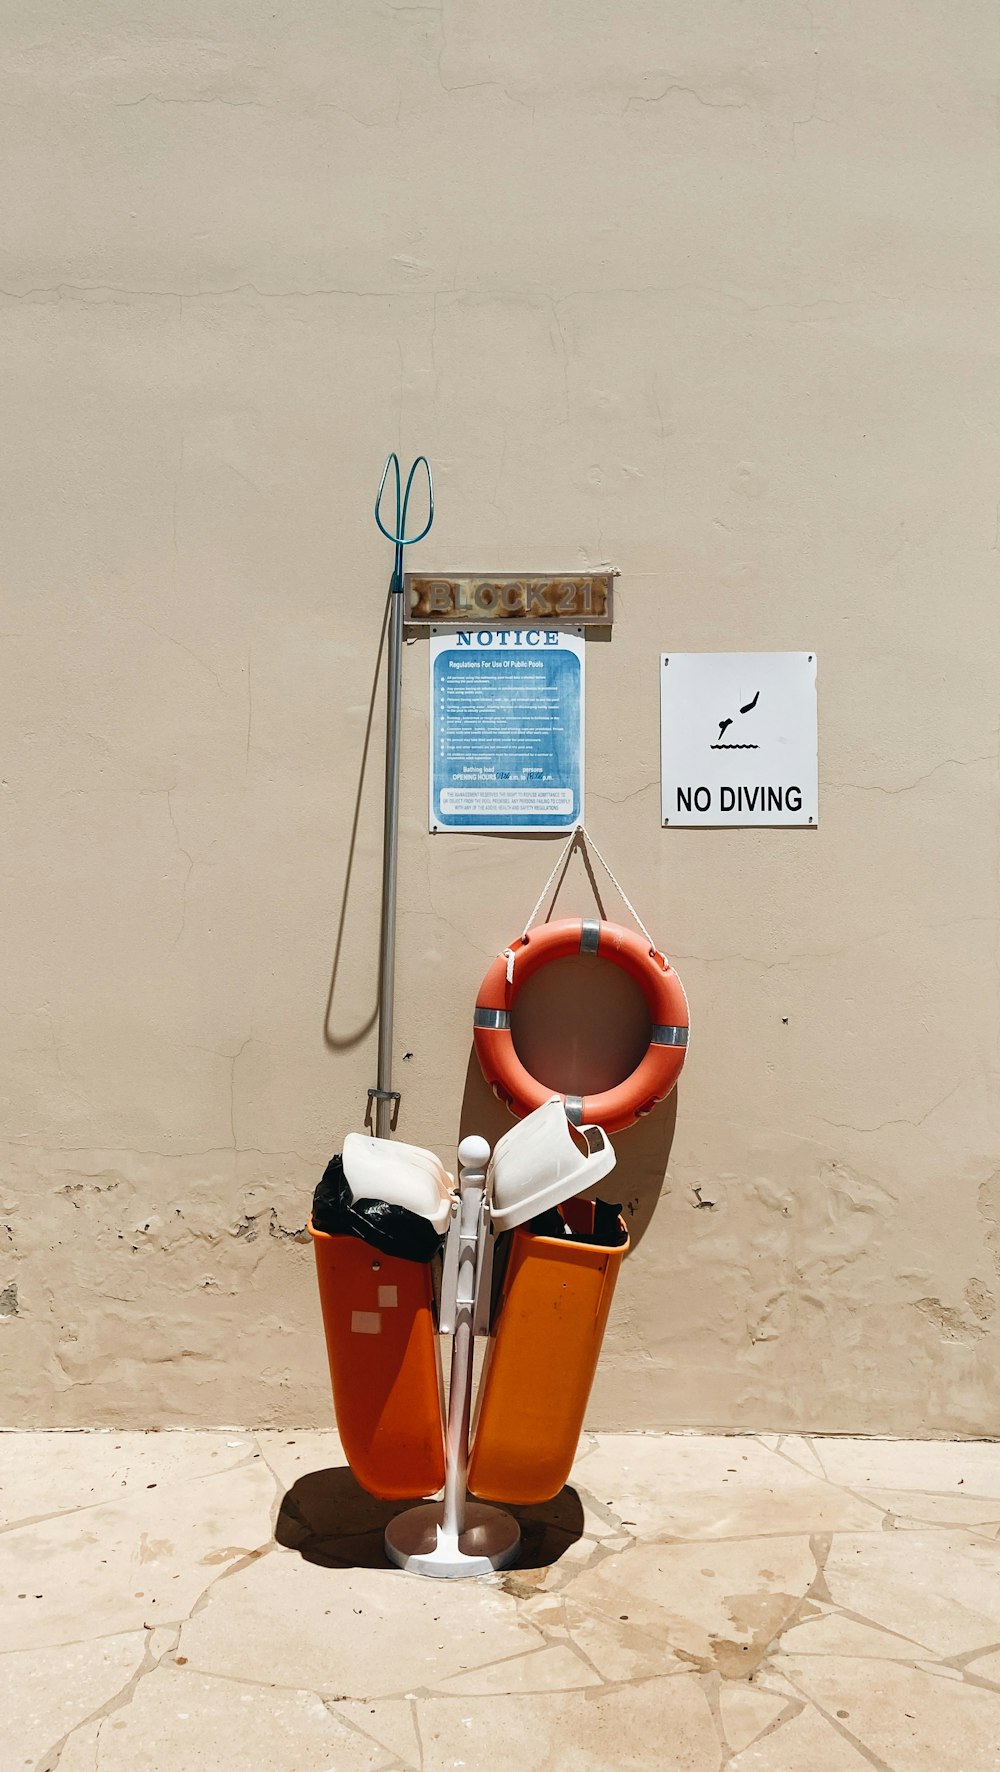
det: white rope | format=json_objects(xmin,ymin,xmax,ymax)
[
  {"xmin": 506, "ymin": 825, "xmax": 662, "ymax": 981},
  {"xmin": 520, "ymin": 828, "xmax": 578, "ymax": 940},
  {"xmin": 578, "ymin": 826, "xmax": 659, "ymax": 953}
]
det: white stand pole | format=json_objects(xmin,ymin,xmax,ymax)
[{"xmin": 384, "ymin": 1136, "xmax": 521, "ymax": 1578}]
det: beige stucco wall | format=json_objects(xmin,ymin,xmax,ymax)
[{"xmin": 2, "ymin": 2, "xmax": 999, "ymax": 1431}]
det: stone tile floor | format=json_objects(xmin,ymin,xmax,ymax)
[{"xmin": 3, "ymin": 1431, "xmax": 1000, "ymax": 1770}]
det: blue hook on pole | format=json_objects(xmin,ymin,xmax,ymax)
[{"xmin": 375, "ymin": 453, "xmax": 434, "ymax": 594}]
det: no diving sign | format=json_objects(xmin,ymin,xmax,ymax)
[{"xmin": 661, "ymin": 652, "xmax": 817, "ymax": 827}]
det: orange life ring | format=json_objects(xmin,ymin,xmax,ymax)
[{"xmin": 473, "ymin": 917, "xmax": 689, "ymax": 1135}]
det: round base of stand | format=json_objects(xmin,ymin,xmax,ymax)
[{"xmin": 384, "ymin": 1501, "xmax": 521, "ymax": 1579}]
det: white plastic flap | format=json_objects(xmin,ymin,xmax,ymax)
[
  {"xmin": 342, "ymin": 1134, "xmax": 456, "ymax": 1232},
  {"xmin": 486, "ymin": 1097, "xmax": 617, "ymax": 1233}
]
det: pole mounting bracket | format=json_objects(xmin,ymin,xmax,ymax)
[{"xmin": 366, "ymin": 1087, "xmax": 401, "ymax": 1132}]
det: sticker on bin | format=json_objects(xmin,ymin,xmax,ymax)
[{"xmin": 351, "ymin": 1311, "xmax": 382, "ymax": 1335}]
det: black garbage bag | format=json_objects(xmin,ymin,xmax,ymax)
[
  {"xmin": 311, "ymin": 1154, "xmax": 444, "ymax": 1264},
  {"xmin": 529, "ymin": 1199, "xmax": 628, "ymax": 1248}
]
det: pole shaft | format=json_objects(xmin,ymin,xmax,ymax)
[
  {"xmin": 441, "ymin": 1172, "xmax": 485, "ymax": 1541},
  {"xmin": 375, "ymin": 572, "xmax": 404, "ymax": 1139},
  {"xmin": 441, "ymin": 1317, "xmax": 473, "ymax": 1540}
]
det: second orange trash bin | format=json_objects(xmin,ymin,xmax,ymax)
[{"xmin": 467, "ymin": 1199, "xmax": 629, "ymax": 1505}]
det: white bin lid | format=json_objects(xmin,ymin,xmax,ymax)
[
  {"xmin": 342, "ymin": 1134, "xmax": 456, "ymax": 1232},
  {"xmin": 487, "ymin": 1097, "xmax": 617, "ymax": 1233}
]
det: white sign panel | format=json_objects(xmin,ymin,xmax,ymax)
[
  {"xmin": 661, "ymin": 652, "xmax": 817, "ymax": 827},
  {"xmin": 430, "ymin": 628, "xmax": 584, "ymax": 832}
]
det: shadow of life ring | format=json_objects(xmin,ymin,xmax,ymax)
[{"xmin": 473, "ymin": 917, "xmax": 689, "ymax": 1134}]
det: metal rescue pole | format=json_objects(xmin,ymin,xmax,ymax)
[{"xmin": 370, "ymin": 455, "xmax": 434, "ymax": 1139}]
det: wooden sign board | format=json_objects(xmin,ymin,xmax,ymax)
[{"xmin": 405, "ymin": 571, "xmax": 614, "ymax": 627}]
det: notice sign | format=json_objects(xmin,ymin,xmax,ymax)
[
  {"xmin": 661, "ymin": 652, "xmax": 817, "ymax": 827},
  {"xmin": 430, "ymin": 630, "xmax": 584, "ymax": 832}
]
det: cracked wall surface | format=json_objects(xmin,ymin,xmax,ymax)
[{"xmin": 1, "ymin": 1, "xmax": 999, "ymax": 1429}]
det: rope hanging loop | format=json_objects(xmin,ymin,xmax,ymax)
[
  {"xmin": 473, "ymin": 827, "xmax": 690, "ymax": 1134},
  {"xmin": 519, "ymin": 825, "xmax": 664, "ymax": 960}
]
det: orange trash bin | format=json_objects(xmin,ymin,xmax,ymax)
[
  {"xmin": 310, "ymin": 1225, "xmax": 446, "ymax": 1500},
  {"xmin": 467, "ymin": 1199, "xmax": 629, "ymax": 1505}
]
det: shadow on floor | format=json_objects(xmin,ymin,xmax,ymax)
[{"xmin": 276, "ymin": 1465, "xmax": 585, "ymax": 1573}]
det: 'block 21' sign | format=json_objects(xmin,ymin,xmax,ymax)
[{"xmin": 405, "ymin": 572, "xmax": 613, "ymax": 626}]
